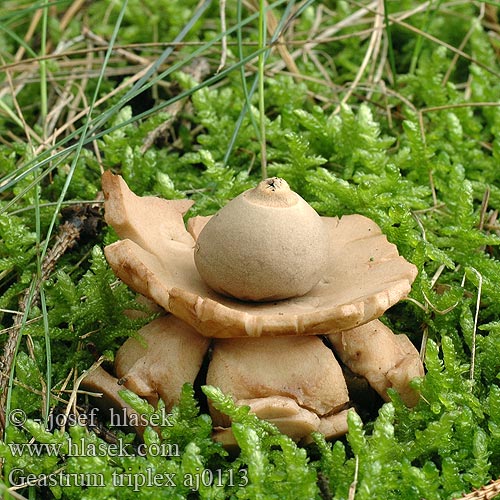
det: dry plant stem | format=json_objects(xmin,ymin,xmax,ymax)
[
  {"xmin": 478, "ymin": 187, "xmax": 490, "ymax": 231},
  {"xmin": 4, "ymin": 61, "xmax": 146, "ymax": 86},
  {"xmin": 62, "ymin": 356, "xmax": 106, "ymax": 434},
  {"xmin": 9, "ymin": 467, "xmax": 67, "ymax": 493},
  {"xmin": 0, "ymin": 42, "xmax": 219, "ymax": 75},
  {"xmin": 0, "ymin": 484, "xmax": 30, "ymax": 500},
  {"xmin": 83, "ymin": 29, "xmax": 150, "ymax": 66},
  {"xmin": 418, "ymin": 102, "xmax": 500, "ymax": 148},
  {"xmin": 334, "ymin": 0, "xmax": 384, "ymax": 114},
  {"xmin": 442, "ymin": 3, "xmax": 485, "ymax": 86},
  {"xmin": 0, "ymin": 317, "xmax": 41, "ymax": 338},
  {"xmin": 293, "ymin": 0, "xmax": 378, "ymax": 57},
  {"xmin": 57, "ymin": 368, "xmax": 75, "ymax": 405},
  {"xmin": 348, "ymin": 455, "xmax": 359, "ymax": 500},
  {"xmin": 59, "ymin": 0, "xmax": 87, "ymax": 35},
  {"xmin": 367, "ymin": 1, "xmax": 386, "ymax": 87},
  {"xmin": 467, "ymin": 267, "xmax": 483, "ymax": 383},
  {"xmin": 39, "ymin": 64, "xmax": 151, "ymax": 150},
  {"xmin": 14, "ymin": 7, "xmax": 42, "ymax": 62},
  {"xmin": 351, "ymin": 0, "xmax": 493, "ymax": 75},
  {"xmin": 65, "ymin": 42, "xmax": 94, "ymax": 131},
  {"xmin": 370, "ymin": 32, "xmax": 388, "ymax": 91},
  {"xmin": 45, "ymin": 74, "xmax": 79, "ymax": 138},
  {"xmin": 0, "ymin": 31, "xmax": 154, "ymax": 147},
  {"xmin": 284, "ymin": 0, "xmax": 497, "ymax": 94},
  {"xmin": 0, "ymin": 286, "xmax": 37, "ymax": 432},
  {"xmin": 456, "ymin": 478, "xmax": 500, "ymax": 500},
  {"xmin": 391, "ymin": 14, "xmax": 500, "ymax": 79},
  {"xmin": 274, "ymin": 0, "xmax": 429, "ymax": 75},
  {"xmin": 1, "ymin": 58, "xmax": 43, "ymax": 145},
  {"xmin": 307, "ymin": 51, "xmax": 338, "ymax": 100},
  {"xmin": 217, "ymin": 0, "xmax": 228, "ymax": 73},
  {"xmin": 140, "ymin": 58, "xmax": 210, "ymax": 154}
]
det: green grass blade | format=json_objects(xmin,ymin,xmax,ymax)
[
  {"xmin": 383, "ymin": 0, "xmax": 397, "ymax": 85},
  {"xmin": 223, "ymin": 0, "xmax": 296, "ymax": 168},
  {"xmin": 258, "ymin": 0, "xmax": 267, "ymax": 179},
  {"xmin": 409, "ymin": 0, "xmax": 444, "ymax": 74}
]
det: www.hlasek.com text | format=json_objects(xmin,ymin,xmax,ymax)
[{"xmin": 8, "ymin": 435, "xmax": 179, "ymax": 458}]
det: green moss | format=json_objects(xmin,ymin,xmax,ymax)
[{"xmin": 1, "ymin": 1, "xmax": 500, "ymax": 498}]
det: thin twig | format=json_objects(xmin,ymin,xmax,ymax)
[
  {"xmin": 422, "ymin": 101, "xmax": 500, "ymax": 114},
  {"xmin": 394, "ymin": 16, "xmax": 500, "ymax": 79},
  {"xmin": 467, "ymin": 267, "xmax": 483, "ymax": 383},
  {"xmin": 478, "ymin": 187, "xmax": 490, "ymax": 231},
  {"xmin": 61, "ymin": 356, "xmax": 106, "ymax": 434},
  {"xmin": 0, "ymin": 483, "xmax": 29, "ymax": 500},
  {"xmin": 455, "ymin": 477, "xmax": 500, "ymax": 500},
  {"xmin": 442, "ymin": 4, "xmax": 485, "ymax": 85},
  {"xmin": 1, "ymin": 57, "xmax": 43, "ymax": 145},
  {"xmin": 352, "ymin": 0, "xmax": 500, "ymax": 79},
  {"xmin": 14, "ymin": 7, "xmax": 42, "ymax": 62},
  {"xmin": 140, "ymin": 58, "xmax": 210, "ymax": 154},
  {"xmin": 83, "ymin": 28, "xmax": 150, "ymax": 66},
  {"xmin": 348, "ymin": 455, "xmax": 359, "ymax": 500}
]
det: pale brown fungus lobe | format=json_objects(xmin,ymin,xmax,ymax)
[
  {"xmin": 328, "ymin": 319, "xmax": 424, "ymax": 407},
  {"xmin": 206, "ymin": 335, "xmax": 350, "ymax": 443},
  {"xmin": 81, "ymin": 365, "xmax": 147, "ymax": 437},
  {"xmin": 114, "ymin": 315, "xmax": 210, "ymax": 409}
]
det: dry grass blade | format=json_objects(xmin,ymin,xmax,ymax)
[
  {"xmin": 391, "ymin": 12, "xmax": 500, "ymax": 79},
  {"xmin": 334, "ymin": 0, "xmax": 385, "ymax": 114},
  {"xmin": 140, "ymin": 57, "xmax": 211, "ymax": 153},
  {"xmin": 83, "ymin": 28, "xmax": 150, "ymax": 66},
  {"xmin": 348, "ymin": 455, "xmax": 359, "ymax": 500},
  {"xmin": 418, "ymin": 101, "xmax": 500, "ymax": 146},
  {"xmin": 442, "ymin": 3, "xmax": 485, "ymax": 85},
  {"xmin": 293, "ymin": 0, "xmax": 378, "ymax": 55},
  {"xmin": 217, "ymin": 0, "xmax": 228, "ymax": 72}
]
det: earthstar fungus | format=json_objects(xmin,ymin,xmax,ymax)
[
  {"xmin": 83, "ymin": 171, "xmax": 424, "ymax": 444},
  {"xmin": 102, "ymin": 171, "xmax": 418, "ymax": 338}
]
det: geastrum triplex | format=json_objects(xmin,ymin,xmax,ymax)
[{"xmin": 83, "ymin": 172, "xmax": 424, "ymax": 445}]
